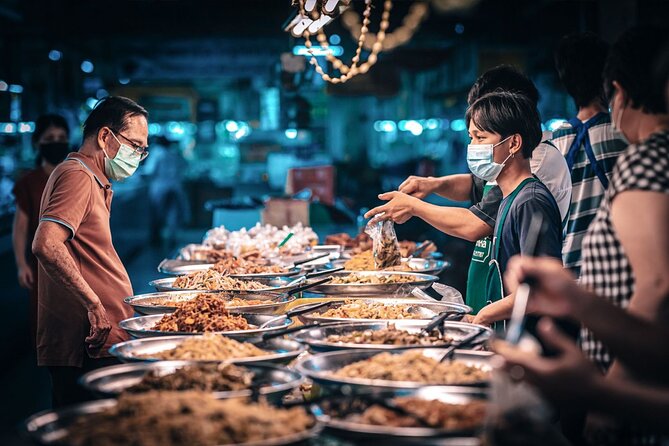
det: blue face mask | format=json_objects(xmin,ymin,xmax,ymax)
[{"xmin": 467, "ymin": 135, "xmax": 513, "ymax": 182}]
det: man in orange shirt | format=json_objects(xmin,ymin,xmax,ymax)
[{"xmin": 32, "ymin": 96, "xmax": 149, "ymax": 407}]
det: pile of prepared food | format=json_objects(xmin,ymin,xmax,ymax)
[
  {"xmin": 64, "ymin": 391, "xmax": 314, "ymax": 446},
  {"xmin": 329, "ymin": 272, "xmax": 417, "ymax": 285},
  {"xmin": 151, "ymin": 295, "xmax": 252, "ymax": 333},
  {"xmin": 145, "ymin": 293, "xmax": 267, "ymax": 309},
  {"xmin": 140, "ymin": 333, "xmax": 268, "ymax": 361},
  {"xmin": 333, "ymin": 350, "xmax": 489, "ymax": 384},
  {"xmin": 172, "ymin": 269, "xmax": 267, "ymax": 291},
  {"xmin": 318, "ymin": 299, "xmax": 421, "ymax": 320},
  {"xmin": 349, "ymin": 397, "xmax": 487, "ymax": 430},
  {"xmin": 127, "ymin": 363, "xmax": 254, "ymax": 393},
  {"xmin": 325, "ymin": 324, "xmax": 452, "ymax": 346},
  {"xmin": 205, "ymin": 223, "xmax": 318, "ymax": 257},
  {"xmin": 211, "ymin": 257, "xmax": 288, "ymax": 275}
]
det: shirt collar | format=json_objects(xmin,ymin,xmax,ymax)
[{"xmin": 66, "ymin": 152, "xmax": 111, "ymax": 189}]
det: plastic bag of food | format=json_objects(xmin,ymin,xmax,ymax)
[{"xmin": 365, "ymin": 217, "xmax": 402, "ymax": 269}]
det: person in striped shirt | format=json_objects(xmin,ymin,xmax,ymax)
[{"xmin": 551, "ymin": 32, "xmax": 627, "ymax": 277}]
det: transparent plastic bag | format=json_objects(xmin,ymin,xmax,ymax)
[{"xmin": 365, "ymin": 217, "xmax": 402, "ymax": 269}]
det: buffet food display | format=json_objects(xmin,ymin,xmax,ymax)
[{"xmin": 25, "ymin": 221, "xmax": 499, "ymax": 444}]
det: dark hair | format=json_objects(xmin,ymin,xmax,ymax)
[
  {"xmin": 467, "ymin": 65, "xmax": 540, "ymax": 106},
  {"xmin": 555, "ymin": 32, "xmax": 609, "ymax": 109},
  {"xmin": 82, "ymin": 96, "xmax": 148, "ymax": 140},
  {"xmin": 32, "ymin": 114, "xmax": 69, "ymax": 147},
  {"xmin": 465, "ymin": 91, "xmax": 542, "ymax": 159},
  {"xmin": 604, "ymin": 26, "xmax": 669, "ymax": 114}
]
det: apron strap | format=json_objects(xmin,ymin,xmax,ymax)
[
  {"xmin": 565, "ymin": 113, "xmax": 609, "ymax": 190},
  {"xmin": 493, "ymin": 177, "xmax": 539, "ymax": 260}
]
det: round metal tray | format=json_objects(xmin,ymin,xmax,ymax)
[
  {"xmin": 292, "ymin": 299, "xmax": 472, "ymax": 325},
  {"xmin": 149, "ymin": 276, "xmax": 299, "ymax": 294},
  {"xmin": 24, "ymin": 399, "xmax": 320, "ymax": 446},
  {"xmin": 124, "ymin": 291, "xmax": 296, "ymax": 316},
  {"xmin": 119, "ymin": 313, "xmax": 294, "ymax": 339},
  {"xmin": 306, "ymin": 271, "xmax": 438, "ymax": 296},
  {"xmin": 292, "ymin": 321, "xmax": 492, "ymax": 352},
  {"xmin": 334, "ymin": 257, "xmax": 449, "ymax": 276},
  {"xmin": 158, "ymin": 258, "xmax": 303, "ymax": 278},
  {"xmin": 109, "ymin": 335, "xmax": 306, "ymax": 365},
  {"xmin": 312, "ymin": 386, "xmax": 485, "ymax": 444},
  {"xmin": 295, "ymin": 349, "xmax": 493, "ymax": 392},
  {"xmin": 80, "ymin": 361, "xmax": 304, "ymax": 402}
]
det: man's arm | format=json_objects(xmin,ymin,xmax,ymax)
[
  {"xmin": 12, "ymin": 208, "xmax": 34, "ymax": 289},
  {"xmin": 399, "ymin": 174, "xmax": 473, "ymax": 201},
  {"xmin": 32, "ymin": 221, "xmax": 111, "ymax": 348}
]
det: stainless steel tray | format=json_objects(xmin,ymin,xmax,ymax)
[
  {"xmin": 24, "ymin": 398, "xmax": 320, "ymax": 446},
  {"xmin": 149, "ymin": 276, "xmax": 299, "ymax": 294},
  {"xmin": 124, "ymin": 291, "xmax": 295, "ymax": 316},
  {"xmin": 312, "ymin": 386, "xmax": 485, "ymax": 443},
  {"xmin": 307, "ymin": 271, "xmax": 438, "ymax": 296},
  {"xmin": 119, "ymin": 313, "xmax": 294, "ymax": 339},
  {"xmin": 109, "ymin": 336, "xmax": 306, "ymax": 365},
  {"xmin": 295, "ymin": 349, "xmax": 493, "ymax": 392},
  {"xmin": 158, "ymin": 258, "xmax": 303, "ymax": 278},
  {"xmin": 292, "ymin": 299, "xmax": 472, "ymax": 325},
  {"xmin": 334, "ymin": 257, "xmax": 449, "ymax": 276},
  {"xmin": 292, "ymin": 321, "xmax": 491, "ymax": 352},
  {"xmin": 80, "ymin": 361, "xmax": 304, "ymax": 402}
]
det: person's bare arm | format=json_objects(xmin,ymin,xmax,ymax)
[
  {"xmin": 32, "ymin": 221, "xmax": 111, "ymax": 348},
  {"xmin": 12, "ymin": 208, "xmax": 34, "ymax": 290},
  {"xmin": 399, "ymin": 174, "xmax": 473, "ymax": 201},
  {"xmin": 473, "ymin": 292, "xmax": 514, "ymax": 324},
  {"xmin": 364, "ymin": 191, "xmax": 492, "ymax": 242}
]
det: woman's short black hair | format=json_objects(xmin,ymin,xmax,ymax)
[
  {"xmin": 32, "ymin": 114, "xmax": 69, "ymax": 147},
  {"xmin": 555, "ymin": 32, "xmax": 609, "ymax": 109},
  {"xmin": 467, "ymin": 65, "xmax": 540, "ymax": 106},
  {"xmin": 604, "ymin": 25, "xmax": 669, "ymax": 114},
  {"xmin": 465, "ymin": 91, "xmax": 542, "ymax": 159},
  {"xmin": 82, "ymin": 96, "xmax": 148, "ymax": 140}
]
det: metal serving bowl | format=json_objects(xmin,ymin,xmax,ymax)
[
  {"xmin": 158, "ymin": 258, "xmax": 303, "ymax": 278},
  {"xmin": 79, "ymin": 361, "xmax": 304, "ymax": 402},
  {"xmin": 124, "ymin": 290, "xmax": 296, "ymax": 316},
  {"xmin": 109, "ymin": 335, "xmax": 306, "ymax": 366},
  {"xmin": 149, "ymin": 275, "xmax": 300, "ymax": 294},
  {"xmin": 311, "ymin": 386, "xmax": 486, "ymax": 444},
  {"xmin": 291, "ymin": 320, "xmax": 492, "ymax": 352},
  {"xmin": 118, "ymin": 313, "xmax": 294, "ymax": 339},
  {"xmin": 291, "ymin": 298, "xmax": 472, "ymax": 325},
  {"xmin": 305, "ymin": 271, "xmax": 438, "ymax": 296},
  {"xmin": 23, "ymin": 399, "xmax": 320, "ymax": 446},
  {"xmin": 295, "ymin": 349, "xmax": 493, "ymax": 393}
]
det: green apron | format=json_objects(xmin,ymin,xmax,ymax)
[
  {"xmin": 485, "ymin": 177, "xmax": 539, "ymax": 305},
  {"xmin": 466, "ymin": 183, "xmax": 495, "ymax": 314}
]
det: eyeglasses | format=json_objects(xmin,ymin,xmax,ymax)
[{"xmin": 111, "ymin": 130, "xmax": 149, "ymax": 161}]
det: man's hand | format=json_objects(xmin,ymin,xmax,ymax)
[
  {"xmin": 398, "ymin": 176, "xmax": 439, "ymax": 199},
  {"xmin": 17, "ymin": 264, "xmax": 34, "ymax": 290},
  {"xmin": 504, "ymin": 256, "xmax": 584, "ymax": 319},
  {"xmin": 364, "ymin": 191, "xmax": 419, "ymax": 224},
  {"xmin": 495, "ymin": 318, "xmax": 601, "ymax": 403},
  {"xmin": 85, "ymin": 302, "xmax": 111, "ymax": 349}
]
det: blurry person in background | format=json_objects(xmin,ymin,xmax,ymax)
[
  {"xmin": 32, "ymin": 97, "xmax": 148, "ymax": 407},
  {"xmin": 552, "ymin": 32, "xmax": 628, "ymax": 277},
  {"xmin": 12, "ymin": 114, "xmax": 71, "ymax": 346},
  {"xmin": 142, "ymin": 135, "xmax": 190, "ymax": 249}
]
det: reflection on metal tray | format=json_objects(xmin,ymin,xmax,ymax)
[
  {"xmin": 149, "ymin": 276, "xmax": 299, "ymax": 294},
  {"xmin": 306, "ymin": 271, "xmax": 438, "ymax": 296},
  {"xmin": 333, "ymin": 258, "xmax": 449, "ymax": 276},
  {"xmin": 80, "ymin": 361, "xmax": 304, "ymax": 402},
  {"xmin": 292, "ymin": 299, "xmax": 472, "ymax": 325},
  {"xmin": 109, "ymin": 336, "xmax": 305, "ymax": 365},
  {"xmin": 23, "ymin": 398, "xmax": 320, "ymax": 446},
  {"xmin": 119, "ymin": 313, "xmax": 294, "ymax": 339},
  {"xmin": 292, "ymin": 321, "xmax": 491, "ymax": 352},
  {"xmin": 312, "ymin": 386, "xmax": 485, "ymax": 444},
  {"xmin": 124, "ymin": 291, "xmax": 295, "ymax": 316},
  {"xmin": 296, "ymin": 349, "xmax": 493, "ymax": 392}
]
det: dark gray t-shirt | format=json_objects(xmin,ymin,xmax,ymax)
[{"xmin": 493, "ymin": 181, "xmax": 562, "ymax": 283}]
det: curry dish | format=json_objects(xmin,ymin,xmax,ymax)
[{"xmin": 151, "ymin": 295, "xmax": 252, "ymax": 333}]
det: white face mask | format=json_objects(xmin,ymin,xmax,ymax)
[
  {"xmin": 102, "ymin": 131, "xmax": 142, "ymax": 181},
  {"xmin": 467, "ymin": 135, "xmax": 514, "ymax": 182},
  {"xmin": 610, "ymin": 92, "xmax": 629, "ymax": 145}
]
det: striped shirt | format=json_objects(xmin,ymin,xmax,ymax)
[{"xmin": 551, "ymin": 113, "xmax": 627, "ymax": 277}]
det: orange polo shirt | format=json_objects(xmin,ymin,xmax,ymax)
[{"xmin": 36, "ymin": 152, "xmax": 133, "ymax": 367}]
